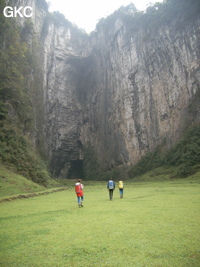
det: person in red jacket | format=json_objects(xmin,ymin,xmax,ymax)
[{"xmin": 75, "ymin": 179, "xmax": 84, "ymax": 207}]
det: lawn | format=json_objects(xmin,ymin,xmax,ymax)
[{"xmin": 0, "ymin": 178, "xmax": 200, "ymax": 266}]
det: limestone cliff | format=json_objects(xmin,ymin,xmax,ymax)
[
  {"xmin": 85, "ymin": 16, "xmax": 200, "ymax": 173},
  {"xmin": 8, "ymin": 0, "xmax": 200, "ymax": 178}
]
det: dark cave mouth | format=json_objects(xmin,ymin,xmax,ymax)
[{"xmin": 68, "ymin": 160, "xmax": 83, "ymax": 179}]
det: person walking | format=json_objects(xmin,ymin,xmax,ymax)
[
  {"xmin": 107, "ymin": 178, "xmax": 115, "ymax": 200},
  {"xmin": 118, "ymin": 180, "xmax": 124, "ymax": 198},
  {"xmin": 75, "ymin": 179, "xmax": 84, "ymax": 207}
]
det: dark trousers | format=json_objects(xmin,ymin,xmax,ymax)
[{"xmin": 109, "ymin": 189, "xmax": 114, "ymax": 200}]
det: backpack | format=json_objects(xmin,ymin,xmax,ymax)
[
  {"xmin": 118, "ymin": 181, "xmax": 123, "ymax": 189},
  {"xmin": 75, "ymin": 183, "xmax": 82, "ymax": 193},
  {"xmin": 108, "ymin": 180, "xmax": 114, "ymax": 189}
]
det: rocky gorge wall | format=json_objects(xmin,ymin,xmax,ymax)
[
  {"xmin": 44, "ymin": 15, "xmax": 200, "ymax": 178},
  {"xmin": 8, "ymin": 0, "xmax": 200, "ymax": 178},
  {"xmin": 85, "ymin": 17, "xmax": 200, "ymax": 174}
]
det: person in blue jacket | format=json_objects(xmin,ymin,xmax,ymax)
[{"xmin": 107, "ymin": 178, "xmax": 115, "ymax": 200}]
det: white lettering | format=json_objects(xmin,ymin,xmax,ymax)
[
  {"xmin": 14, "ymin": 7, "xmax": 23, "ymax": 17},
  {"xmin": 3, "ymin": 6, "xmax": 33, "ymax": 18},
  {"xmin": 3, "ymin": 6, "xmax": 13, "ymax": 17},
  {"xmin": 24, "ymin": 6, "xmax": 33, "ymax": 17}
]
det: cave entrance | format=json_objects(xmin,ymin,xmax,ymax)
[{"xmin": 68, "ymin": 160, "xmax": 83, "ymax": 179}]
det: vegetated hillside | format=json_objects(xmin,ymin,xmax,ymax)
[
  {"xmin": 129, "ymin": 124, "xmax": 200, "ymax": 179},
  {"xmin": 84, "ymin": 123, "xmax": 200, "ymax": 181},
  {"xmin": 0, "ymin": 164, "xmax": 45, "ymax": 198},
  {"xmin": 0, "ymin": 1, "xmax": 50, "ymax": 185},
  {"xmin": 0, "ymin": 164, "xmax": 68, "ymax": 198},
  {"xmin": 96, "ymin": 0, "xmax": 200, "ymax": 32}
]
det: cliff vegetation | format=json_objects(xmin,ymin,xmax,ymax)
[
  {"xmin": 96, "ymin": 0, "xmax": 200, "ymax": 33},
  {"xmin": 129, "ymin": 124, "xmax": 200, "ymax": 179},
  {"xmin": 0, "ymin": 1, "xmax": 50, "ymax": 185}
]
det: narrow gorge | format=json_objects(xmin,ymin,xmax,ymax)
[{"xmin": 2, "ymin": 0, "xmax": 200, "ymax": 180}]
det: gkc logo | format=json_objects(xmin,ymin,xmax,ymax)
[{"xmin": 3, "ymin": 6, "xmax": 33, "ymax": 17}]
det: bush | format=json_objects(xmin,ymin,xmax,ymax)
[
  {"xmin": 129, "ymin": 124, "xmax": 200, "ymax": 178},
  {"xmin": 0, "ymin": 123, "xmax": 50, "ymax": 185}
]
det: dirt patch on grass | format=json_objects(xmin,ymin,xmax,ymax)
[{"xmin": 0, "ymin": 187, "xmax": 68, "ymax": 202}]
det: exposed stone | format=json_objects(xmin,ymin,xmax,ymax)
[{"xmin": 10, "ymin": 0, "xmax": 200, "ymax": 178}]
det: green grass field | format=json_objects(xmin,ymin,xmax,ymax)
[{"xmin": 0, "ymin": 176, "xmax": 200, "ymax": 266}]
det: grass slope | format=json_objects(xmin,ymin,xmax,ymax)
[
  {"xmin": 0, "ymin": 165, "xmax": 45, "ymax": 198},
  {"xmin": 0, "ymin": 177, "xmax": 199, "ymax": 266},
  {"xmin": 133, "ymin": 167, "xmax": 200, "ymax": 182},
  {"xmin": 0, "ymin": 165, "xmax": 66, "ymax": 199}
]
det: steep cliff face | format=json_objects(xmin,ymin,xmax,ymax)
[
  {"xmin": 7, "ymin": 0, "xmax": 47, "ymax": 31},
  {"xmin": 82, "ymin": 17, "xmax": 200, "ymax": 173},
  {"xmin": 9, "ymin": 0, "xmax": 200, "ymax": 178},
  {"xmin": 40, "ymin": 17, "xmax": 91, "ymax": 178},
  {"xmin": 41, "ymin": 5, "xmax": 200, "ymax": 178}
]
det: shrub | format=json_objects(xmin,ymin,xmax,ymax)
[{"xmin": 129, "ymin": 124, "xmax": 200, "ymax": 178}]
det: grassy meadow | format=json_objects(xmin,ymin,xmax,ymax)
[{"xmin": 0, "ymin": 174, "xmax": 200, "ymax": 266}]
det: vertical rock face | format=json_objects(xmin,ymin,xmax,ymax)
[
  {"xmin": 42, "ymin": 13, "xmax": 200, "ymax": 178},
  {"xmin": 41, "ymin": 19, "xmax": 91, "ymax": 178},
  {"xmin": 85, "ymin": 18, "xmax": 200, "ymax": 173},
  {"xmin": 10, "ymin": 0, "xmax": 200, "ymax": 178}
]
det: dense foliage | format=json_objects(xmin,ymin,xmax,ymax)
[
  {"xmin": 0, "ymin": 2, "xmax": 50, "ymax": 184},
  {"xmin": 129, "ymin": 124, "xmax": 200, "ymax": 178},
  {"xmin": 95, "ymin": 0, "xmax": 200, "ymax": 33}
]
